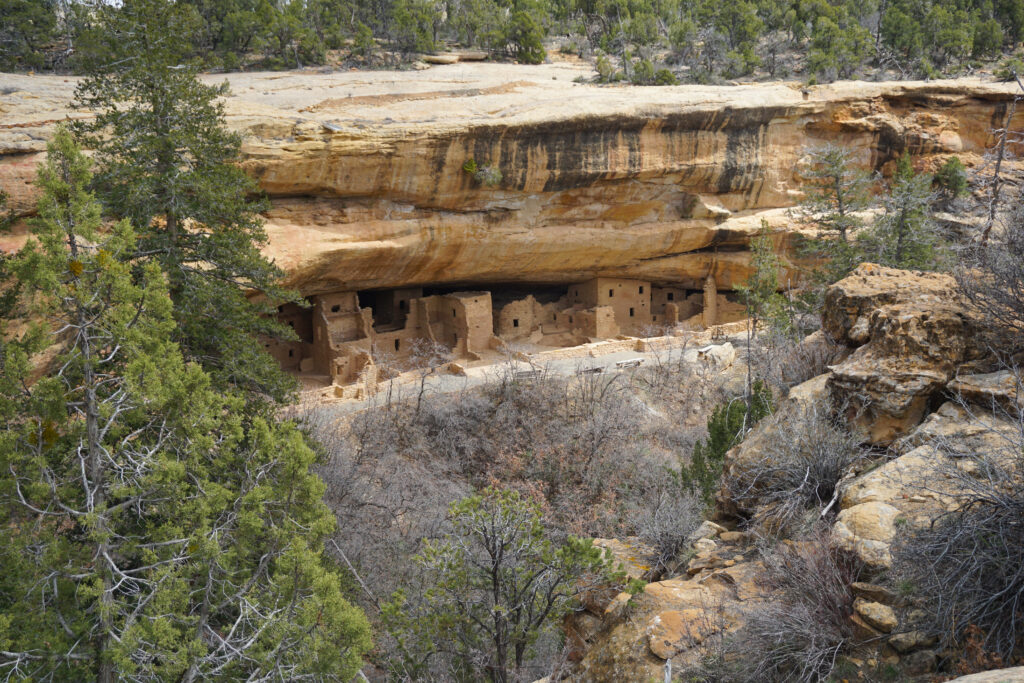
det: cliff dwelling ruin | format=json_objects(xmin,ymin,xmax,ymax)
[{"xmin": 267, "ymin": 275, "xmax": 746, "ymax": 388}]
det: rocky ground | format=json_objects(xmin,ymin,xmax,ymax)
[{"xmin": 558, "ymin": 265, "xmax": 1023, "ymax": 681}]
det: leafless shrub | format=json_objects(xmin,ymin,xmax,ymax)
[
  {"xmin": 727, "ymin": 400, "xmax": 870, "ymax": 537},
  {"xmin": 750, "ymin": 328, "xmax": 847, "ymax": 393},
  {"xmin": 723, "ymin": 528, "xmax": 865, "ymax": 683},
  {"xmin": 302, "ymin": 399, "xmax": 464, "ymax": 606},
  {"xmin": 406, "ymin": 337, "xmax": 454, "ymax": 414},
  {"xmin": 957, "ymin": 192, "xmax": 1024, "ymax": 361},
  {"xmin": 633, "ymin": 476, "xmax": 703, "ymax": 578},
  {"xmin": 891, "ymin": 388, "xmax": 1024, "ymax": 666}
]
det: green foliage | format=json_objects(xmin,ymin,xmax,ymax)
[
  {"xmin": 9, "ymin": 0, "xmax": 1024, "ymax": 79},
  {"xmin": 389, "ymin": 0, "xmax": 439, "ymax": 54},
  {"xmin": 973, "ymin": 18, "xmax": 1005, "ymax": 58},
  {"xmin": 463, "ymin": 158, "xmax": 503, "ymax": 186},
  {"xmin": 383, "ymin": 487, "xmax": 619, "ymax": 681},
  {"xmin": 934, "ymin": 156, "xmax": 969, "ymax": 204},
  {"xmin": 678, "ymin": 382, "xmax": 773, "ymax": 506},
  {"xmin": 630, "ymin": 57, "xmax": 656, "ymax": 84},
  {"xmin": 506, "ymin": 10, "xmax": 547, "ymax": 64},
  {"xmin": 894, "ymin": 150, "xmax": 915, "ymax": 182},
  {"xmin": 0, "ymin": 130, "xmax": 372, "ymax": 680},
  {"xmin": 0, "ymin": 0, "xmax": 58, "ymax": 70},
  {"xmin": 351, "ymin": 21, "xmax": 376, "ymax": 58},
  {"xmin": 995, "ymin": 55, "xmax": 1024, "ymax": 80},
  {"xmin": 737, "ymin": 221, "xmax": 793, "ymax": 335},
  {"xmin": 595, "ymin": 53, "xmax": 616, "ymax": 82},
  {"xmin": 795, "ymin": 144, "xmax": 875, "ymax": 292},
  {"xmin": 72, "ymin": 0, "xmax": 300, "ymax": 402},
  {"xmin": 859, "ymin": 162, "xmax": 947, "ymax": 271},
  {"xmin": 807, "ymin": 12, "xmax": 871, "ymax": 81},
  {"xmin": 654, "ymin": 67, "xmax": 678, "ymax": 85}
]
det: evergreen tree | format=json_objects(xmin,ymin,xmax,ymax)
[
  {"xmin": 72, "ymin": 0, "xmax": 298, "ymax": 402},
  {"xmin": 680, "ymin": 382, "xmax": 773, "ymax": 506},
  {"xmin": 0, "ymin": 0, "xmax": 58, "ymax": 70},
  {"xmin": 0, "ymin": 129, "xmax": 371, "ymax": 682},
  {"xmin": 934, "ymin": 156, "xmax": 969, "ymax": 208},
  {"xmin": 737, "ymin": 221, "xmax": 791, "ymax": 336},
  {"xmin": 807, "ymin": 10, "xmax": 872, "ymax": 81},
  {"xmin": 795, "ymin": 144, "xmax": 875, "ymax": 286},
  {"xmin": 860, "ymin": 162, "xmax": 945, "ymax": 270}
]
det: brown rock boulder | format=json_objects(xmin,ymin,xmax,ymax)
[
  {"xmin": 574, "ymin": 559, "xmax": 772, "ymax": 679},
  {"xmin": 947, "ymin": 667, "xmax": 1024, "ymax": 682},
  {"xmin": 854, "ymin": 598, "xmax": 898, "ymax": 632},
  {"xmin": 825, "ymin": 265, "xmax": 969, "ymax": 444},
  {"xmin": 833, "ymin": 501, "xmax": 901, "ymax": 568},
  {"xmin": 948, "ymin": 370, "xmax": 1023, "ymax": 417},
  {"xmin": 822, "ymin": 264, "xmax": 961, "ymax": 347}
]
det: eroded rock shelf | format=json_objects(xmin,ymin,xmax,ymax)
[{"xmin": 3, "ymin": 65, "xmax": 1022, "ymax": 385}]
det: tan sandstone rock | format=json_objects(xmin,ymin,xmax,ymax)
[
  {"xmin": 646, "ymin": 608, "xmax": 719, "ymax": 659},
  {"xmin": 823, "ymin": 264, "xmax": 961, "ymax": 347},
  {"xmin": 825, "ymin": 265, "xmax": 968, "ymax": 444},
  {"xmin": 3, "ymin": 72, "xmax": 1023, "ymax": 297},
  {"xmin": 948, "ymin": 370, "xmax": 1023, "ymax": 417},
  {"xmin": 593, "ymin": 537, "xmax": 654, "ymax": 582},
  {"xmin": 833, "ymin": 501, "xmax": 901, "ymax": 568},
  {"xmin": 854, "ymin": 599, "xmax": 898, "ymax": 633},
  {"xmin": 948, "ymin": 667, "xmax": 1024, "ymax": 682},
  {"xmin": 575, "ymin": 560, "xmax": 771, "ymax": 679},
  {"xmin": 834, "ymin": 400, "xmax": 1022, "ymax": 573}
]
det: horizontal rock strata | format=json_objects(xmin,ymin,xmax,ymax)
[{"xmin": 2, "ymin": 66, "xmax": 1023, "ymax": 295}]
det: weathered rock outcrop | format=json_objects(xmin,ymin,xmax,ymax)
[
  {"xmin": 725, "ymin": 265, "xmax": 1018, "ymax": 571},
  {"xmin": 2, "ymin": 66, "xmax": 1023, "ymax": 296},
  {"xmin": 574, "ymin": 527, "xmax": 771, "ymax": 680},
  {"xmin": 825, "ymin": 264, "xmax": 971, "ymax": 444},
  {"xmin": 572, "ymin": 266, "xmax": 1021, "ymax": 680}
]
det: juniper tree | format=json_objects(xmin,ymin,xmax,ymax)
[
  {"xmin": 860, "ymin": 165, "xmax": 946, "ymax": 271},
  {"xmin": 72, "ymin": 0, "xmax": 298, "ymax": 401},
  {"xmin": 737, "ymin": 222, "xmax": 791, "ymax": 337},
  {"xmin": 679, "ymin": 382, "xmax": 773, "ymax": 507},
  {"xmin": 794, "ymin": 144, "xmax": 875, "ymax": 300},
  {"xmin": 934, "ymin": 156, "xmax": 969, "ymax": 208},
  {"xmin": 0, "ymin": 129, "xmax": 371, "ymax": 682}
]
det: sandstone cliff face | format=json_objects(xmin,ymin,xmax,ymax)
[{"xmin": 2, "ymin": 65, "xmax": 1022, "ymax": 295}]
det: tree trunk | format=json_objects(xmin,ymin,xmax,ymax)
[{"xmin": 68, "ymin": 226, "xmax": 115, "ymax": 683}]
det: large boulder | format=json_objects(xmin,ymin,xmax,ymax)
[
  {"xmin": 825, "ymin": 265, "xmax": 969, "ymax": 444},
  {"xmin": 948, "ymin": 370, "xmax": 1023, "ymax": 417},
  {"xmin": 822, "ymin": 264, "xmax": 961, "ymax": 347},
  {"xmin": 947, "ymin": 668, "xmax": 1024, "ymax": 682},
  {"xmin": 832, "ymin": 401, "xmax": 1020, "ymax": 568},
  {"xmin": 574, "ymin": 539, "xmax": 772, "ymax": 679}
]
